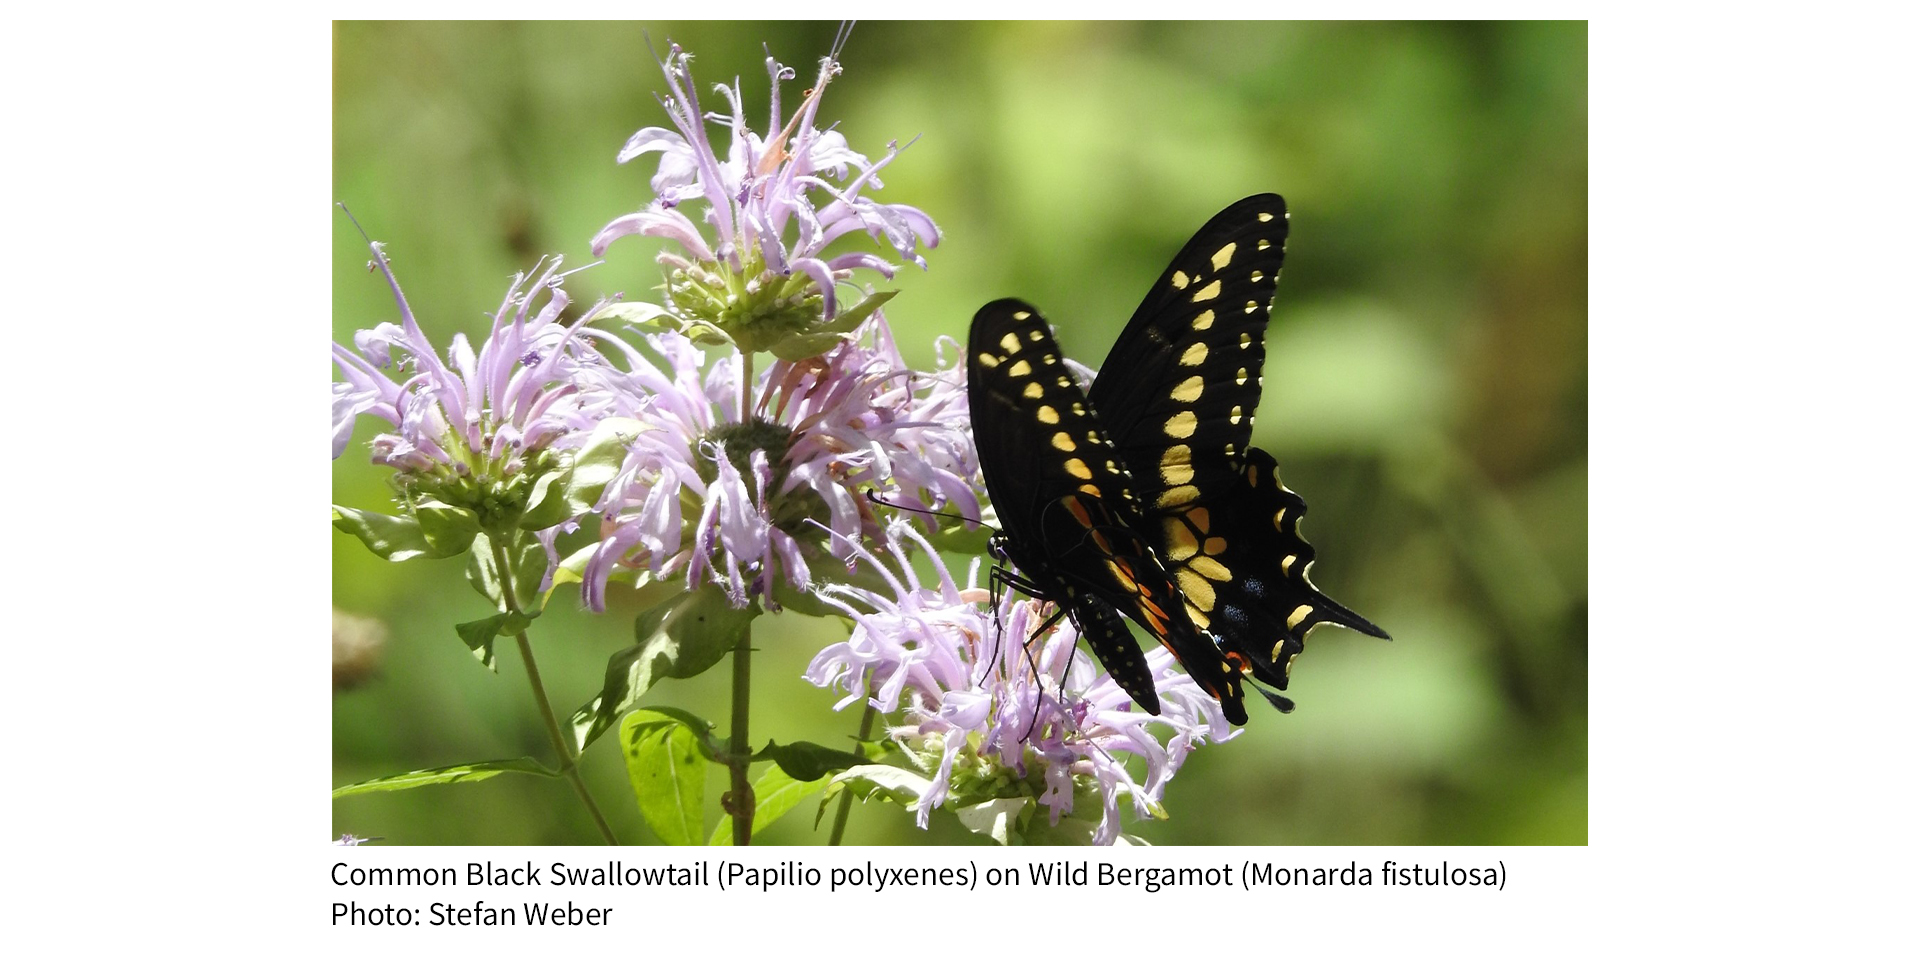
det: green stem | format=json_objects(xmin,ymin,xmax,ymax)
[
  {"xmin": 492, "ymin": 538, "xmax": 620, "ymax": 846},
  {"xmin": 741, "ymin": 347, "xmax": 754, "ymax": 425},
  {"xmin": 827, "ymin": 699, "xmax": 877, "ymax": 846},
  {"xmin": 727, "ymin": 625, "xmax": 755, "ymax": 845}
]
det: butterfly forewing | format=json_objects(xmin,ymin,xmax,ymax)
[
  {"xmin": 1086, "ymin": 194, "xmax": 1388, "ymax": 699},
  {"xmin": 967, "ymin": 299, "xmax": 1247, "ymax": 722},
  {"xmin": 1090, "ymin": 193, "xmax": 1288, "ymax": 506}
]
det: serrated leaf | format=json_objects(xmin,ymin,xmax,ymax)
[
  {"xmin": 956, "ymin": 797, "xmax": 1030, "ymax": 845},
  {"xmin": 332, "ymin": 506, "xmax": 432, "ymax": 561},
  {"xmin": 752, "ymin": 740, "xmax": 875, "ymax": 782},
  {"xmin": 415, "ymin": 501, "xmax": 481, "ymax": 556},
  {"xmin": 621, "ymin": 712, "xmax": 707, "ymax": 846},
  {"xmin": 331, "ymin": 757, "xmax": 556, "ymax": 798},
  {"xmin": 568, "ymin": 588, "xmax": 750, "ymax": 753},
  {"xmin": 710, "ymin": 766, "xmax": 830, "ymax": 846},
  {"xmin": 453, "ymin": 611, "xmax": 536, "ymax": 670}
]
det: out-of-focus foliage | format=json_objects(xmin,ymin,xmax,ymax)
[{"xmin": 333, "ymin": 21, "xmax": 1586, "ymax": 845}]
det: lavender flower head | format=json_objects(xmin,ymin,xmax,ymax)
[
  {"xmin": 332, "ymin": 245, "xmax": 628, "ymax": 540},
  {"xmin": 571, "ymin": 320, "xmax": 979, "ymax": 611},
  {"xmin": 806, "ymin": 521, "xmax": 1236, "ymax": 845},
  {"xmin": 571, "ymin": 36, "xmax": 972, "ymax": 613},
  {"xmin": 592, "ymin": 34, "xmax": 938, "ymax": 356}
]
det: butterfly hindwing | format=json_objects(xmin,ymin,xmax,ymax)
[{"xmin": 967, "ymin": 299, "xmax": 1247, "ymax": 722}]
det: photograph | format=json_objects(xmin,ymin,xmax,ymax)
[{"xmin": 331, "ymin": 20, "xmax": 1588, "ymax": 846}]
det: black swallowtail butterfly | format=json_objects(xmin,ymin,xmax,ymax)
[{"xmin": 966, "ymin": 194, "xmax": 1388, "ymax": 725}]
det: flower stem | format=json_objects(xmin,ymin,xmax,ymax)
[
  {"xmin": 727, "ymin": 625, "xmax": 755, "ymax": 845},
  {"xmin": 827, "ymin": 699, "xmax": 877, "ymax": 846},
  {"xmin": 492, "ymin": 537, "xmax": 620, "ymax": 846},
  {"xmin": 740, "ymin": 347, "xmax": 754, "ymax": 425}
]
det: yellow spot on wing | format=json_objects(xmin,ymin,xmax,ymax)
[
  {"xmin": 1191, "ymin": 556, "xmax": 1232, "ymax": 581},
  {"xmin": 1164, "ymin": 411, "xmax": 1197, "ymax": 439},
  {"xmin": 1210, "ymin": 242, "xmax": 1237, "ymax": 270},
  {"xmin": 1192, "ymin": 310, "xmax": 1215, "ymax": 331},
  {"xmin": 1065, "ymin": 458, "xmax": 1092, "ymax": 479},
  {"xmin": 1280, "ymin": 554, "xmax": 1297, "ymax": 573},
  {"xmin": 977, "ymin": 352, "xmax": 1002, "ymax": 368},
  {"xmin": 1192, "ymin": 280, "xmax": 1222, "ymax": 302},
  {"xmin": 1023, "ymin": 382, "xmax": 1043, "ymax": 399},
  {"xmin": 1176, "ymin": 569, "xmax": 1216, "ymax": 610},
  {"xmin": 1157, "ymin": 484, "xmax": 1200, "ymax": 508},
  {"xmin": 1161, "ymin": 444, "xmax": 1194, "ymax": 486},
  {"xmin": 1165, "ymin": 518, "xmax": 1199, "ymax": 560},
  {"xmin": 1012, "ymin": 310, "xmax": 1031, "ymax": 321},
  {"xmin": 1051, "ymin": 432, "xmax": 1076, "ymax": 451},
  {"xmin": 1287, "ymin": 604, "xmax": 1312, "ymax": 629},
  {"xmin": 1037, "ymin": 405, "xmax": 1059, "ymax": 424},
  {"xmin": 1180, "ymin": 342, "xmax": 1208, "ymax": 366},
  {"xmin": 1204, "ymin": 536, "xmax": 1228, "ymax": 556},
  {"xmin": 1190, "ymin": 507, "xmax": 1211, "ymax": 534},
  {"xmin": 1008, "ymin": 360, "xmax": 1032, "ymax": 377},
  {"xmin": 1170, "ymin": 376, "xmax": 1204, "ymax": 403},
  {"xmin": 1000, "ymin": 333, "xmax": 1022, "ymax": 353},
  {"xmin": 1171, "ymin": 270, "xmax": 1190, "ymax": 289}
]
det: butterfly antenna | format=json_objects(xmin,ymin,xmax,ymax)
[{"xmin": 864, "ymin": 488, "xmax": 993, "ymax": 531}]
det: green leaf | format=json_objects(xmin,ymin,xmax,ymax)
[
  {"xmin": 463, "ymin": 534, "xmax": 546, "ymax": 610},
  {"xmin": 586, "ymin": 301, "xmax": 680, "ymax": 329},
  {"xmin": 956, "ymin": 797, "xmax": 1030, "ymax": 845},
  {"xmin": 520, "ymin": 417, "xmax": 646, "ymax": 531},
  {"xmin": 565, "ymin": 418, "xmax": 647, "ymax": 519},
  {"xmin": 518, "ymin": 468, "xmax": 574, "ymax": 531},
  {"xmin": 709, "ymin": 766, "xmax": 831, "ymax": 846},
  {"xmin": 332, "ymin": 506, "xmax": 433, "ymax": 561},
  {"xmin": 331, "ymin": 757, "xmax": 556, "ymax": 798},
  {"xmin": 452, "ymin": 610, "xmax": 536, "ymax": 670},
  {"xmin": 817, "ymin": 764, "xmax": 932, "ymax": 824},
  {"xmin": 752, "ymin": 740, "xmax": 876, "ymax": 782},
  {"xmin": 821, "ymin": 289, "xmax": 897, "ymax": 335},
  {"xmin": 629, "ymin": 705, "xmax": 725, "ymax": 761},
  {"xmin": 685, "ymin": 321, "xmax": 729, "ymax": 346},
  {"xmin": 415, "ymin": 500, "xmax": 481, "ymax": 556},
  {"xmin": 768, "ymin": 329, "xmax": 851, "ymax": 361},
  {"xmin": 1019, "ymin": 815, "xmax": 1107, "ymax": 846},
  {"xmin": 621, "ymin": 712, "xmax": 707, "ymax": 846},
  {"xmin": 568, "ymin": 586, "xmax": 756, "ymax": 753}
]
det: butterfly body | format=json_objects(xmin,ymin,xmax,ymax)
[{"xmin": 967, "ymin": 194, "xmax": 1388, "ymax": 724}]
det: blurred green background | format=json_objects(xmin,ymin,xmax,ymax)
[{"xmin": 333, "ymin": 21, "xmax": 1587, "ymax": 845}]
